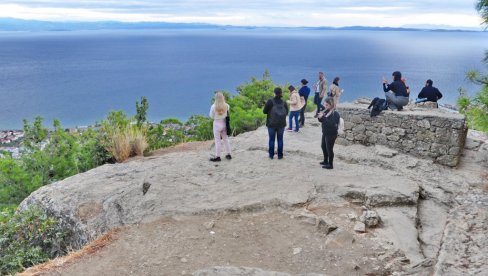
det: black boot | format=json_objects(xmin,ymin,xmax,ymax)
[
  {"xmin": 322, "ymin": 160, "xmax": 333, "ymax": 169},
  {"xmin": 319, "ymin": 159, "xmax": 328, "ymax": 166}
]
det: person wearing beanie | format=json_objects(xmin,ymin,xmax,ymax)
[{"xmin": 382, "ymin": 71, "xmax": 409, "ymax": 111}]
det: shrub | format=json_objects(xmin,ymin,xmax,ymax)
[
  {"xmin": 185, "ymin": 115, "xmax": 213, "ymax": 141},
  {"xmin": 105, "ymin": 128, "xmax": 131, "ymax": 162},
  {"xmin": 0, "ymin": 207, "xmax": 70, "ymax": 275},
  {"xmin": 129, "ymin": 126, "xmax": 148, "ymax": 156}
]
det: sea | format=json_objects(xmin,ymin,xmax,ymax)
[{"xmin": 0, "ymin": 28, "xmax": 487, "ymax": 130}]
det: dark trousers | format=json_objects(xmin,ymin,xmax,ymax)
[
  {"xmin": 321, "ymin": 134, "xmax": 337, "ymax": 164},
  {"xmin": 314, "ymin": 93, "xmax": 324, "ymax": 114},
  {"xmin": 268, "ymin": 127, "xmax": 284, "ymax": 158},
  {"xmin": 299, "ymin": 101, "xmax": 307, "ymax": 126}
]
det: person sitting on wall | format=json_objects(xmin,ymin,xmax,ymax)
[
  {"xmin": 416, "ymin": 79, "xmax": 443, "ymax": 106},
  {"xmin": 382, "ymin": 71, "xmax": 409, "ymax": 111}
]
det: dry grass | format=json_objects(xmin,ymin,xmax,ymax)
[
  {"xmin": 130, "ymin": 127, "xmax": 148, "ymax": 156},
  {"xmin": 18, "ymin": 229, "xmax": 121, "ymax": 276},
  {"xmin": 107, "ymin": 130, "xmax": 131, "ymax": 162}
]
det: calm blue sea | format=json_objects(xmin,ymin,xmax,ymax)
[{"xmin": 0, "ymin": 29, "xmax": 487, "ymax": 129}]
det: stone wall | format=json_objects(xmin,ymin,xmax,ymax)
[{"xmin": 336, "ymin": 104, "xmax": 468, "ymax": 167}]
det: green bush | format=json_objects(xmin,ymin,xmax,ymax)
[
  {"xmin": 458, "ymin": 2, "xmax": 488, "ymax": 134},
  {"xmin": 0, "ymin": 207, "xmax": 70, "ymax": 275},
  {"xmin": 185, "ymin": 115, "xmax": 213, "ymax": 141},
  {"xmin": 147, "ymin": 118, "xmax": 187, "ymax": 150}
]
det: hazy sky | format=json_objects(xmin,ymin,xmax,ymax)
[{"xmin": 0, "ymin": 0, "xmax": 483, "ymax": 28}]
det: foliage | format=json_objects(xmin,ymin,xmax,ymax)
[
  {"xmin": 0, "ymin": 118, "xmax": 110, "ymax": 210},
  {"xmin": 22, "ymin": 117, "xmax": 48, "ymax": 150},
  {"xmin": 99, "ymin": 110, "xmax": 150, "ymax": 162},
  {"xmin": 185, "ymin": 115, "xmax": 213, "ymax": 141},
  {"xmin": 478, "ymin": 0, "xmax": 488, "ymax": 26},
  {"xmin": 147, "ymin": 118, "xmax": 187, "ymax": 150},
  {"xmin": 0, "ymin": 207, "xmax": 70, "ymax": 275},
  {"xmin": 129, "ymin": 126, "xmax": 148, "ymax": 156},
  {"xmin": 458, "ymin": 1, "xmax": 488, "ymax": 133},
  {"xmin": 0, "ymin": 158, "xmax": 34, "ymax": 209},
  {"xmin": 135, "ymin": 96, "xmax": 149, "ymax": 127}
]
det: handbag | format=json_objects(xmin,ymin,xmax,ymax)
[{"xmin": 225, "ymin": 111, "xmax": 231, "ymax": 136}]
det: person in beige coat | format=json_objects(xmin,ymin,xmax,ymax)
[
  {"xmin": 329, "ymin": 77, "xmax": 343, "ymax": 106},
  {"xmin": 286, "ymin": 85, "xmax": 304, "ymax": 132},
  {"xmin": 313, "ymin": 72, "xmax": 328, "ymax": 117}
]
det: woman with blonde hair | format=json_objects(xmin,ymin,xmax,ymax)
[{"xmin": 209, "ymin": 91, "xmax": 232, "ymax": 162}]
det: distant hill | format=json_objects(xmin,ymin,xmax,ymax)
[{"xmin": 0, "ymin": 18, "xmax": 482, "ymax": 32}]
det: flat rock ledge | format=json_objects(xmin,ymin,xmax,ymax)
[{"xmin": 19, "ymin": 112, "xmax": 488, "ymax": 275}]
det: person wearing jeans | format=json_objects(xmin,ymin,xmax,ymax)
[
  {"xmin": 267, "ymin": 127, "xmax": 285, "ymax": 159},
  {"xmin": 263, "ymin": 87, "xmax": 289, "ymax": 159},
  {"xmin": 313, "ymin": 71, "xmax": 327, "ymax": 117},
  {"xmin": 286, "ymin": 85, "xmax": 303, "ymax": 132}
]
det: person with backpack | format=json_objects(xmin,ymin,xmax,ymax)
[
  {"xmin": 382, "ymin": 71, "xmax": 409, "ymax": 111},
  {"xmin": 209, "ymin": 91, "xmax": 232, "ymax": 162},
  {"xmin": 317, "ymin": 97, "xmax": 340, "ymax": 169},
  {"xmin": 286, "ymin": 85, "xmax": 303, "ymax": 132},
  {"xmin": 263, "ymin": 87, "xmax": 289, "ymax": 159},
  {"xmin": 298, "ymin": 79, "xmax": 310, "ymax": 127}
]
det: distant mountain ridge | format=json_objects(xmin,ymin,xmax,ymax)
[{"xmin": 0, "ymin": 18, "xmax": 482, "ymax": 32}]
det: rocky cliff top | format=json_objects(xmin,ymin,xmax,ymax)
[{"xmin": 20, "ymin": 112, "xmax": 488, "ymax": 276}]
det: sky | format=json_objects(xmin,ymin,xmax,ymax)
[{"xmin": 0, "ymin": 0, "xmax": 484, "ymax": 29}]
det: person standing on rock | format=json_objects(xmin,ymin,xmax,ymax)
[
  {"xmin": 298, "ymin": 79, "xmax": 310, "ymax": 127},
  {"xmin": 263, "ymin": 87, "xmax": 289, "ymax": 159},
  {"xmin": 209, "ymin": 91, "xmax": 232, "ymax": 162},
  {"xmin": 329, "ymin": 77, "xmax": 343, "ymax": 106},
  {"xmin": 318, "ymin": 97, "xmax": 340, "ymax": 169},
  {"xmin": 382, "ymin": 71, "xmax": 409, "ymax": 111},
  {"xmin": 313, "ymin": 72, "xmax": 327, "ymax": 117},
  {"xmin": 286, "ymin": 85, "xmax": 303, "ymax": 132}
]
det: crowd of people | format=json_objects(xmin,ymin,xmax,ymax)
[{"xmin": 209, "ymin": 70, "xmax": 444, "ymax": 169}]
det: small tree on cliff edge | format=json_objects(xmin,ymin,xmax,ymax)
[
  {"xmin": 458, "ymin": 0, "xmax": 488, "ymax": 133},
  {"xmin": 135, "ymin": 96, "xmax": 149, "ymax": 127}
]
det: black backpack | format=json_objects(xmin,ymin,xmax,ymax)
[
  {"xmin": 368, "ymin": 97, "xmax": 388, "ymax": 117},
  {"xmin": 269, "ymin": 99, "xmax": 287, "ymax": 126}
]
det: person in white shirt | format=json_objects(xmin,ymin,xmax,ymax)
[{"xmin": 209, "ymin": 92, "xmax": 232, "ymax": 162}]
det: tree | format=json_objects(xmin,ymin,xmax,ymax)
[
  {"xmin": 477, "ymin": 0, "xmax": 488, "ymax": 26},
  {"xmin": 135, "ymin": 96, "xmax": 149, "ymax": 127},
  {"xmin": 458, "ymin": 0, "xmax": 488, "ymax": 133}
]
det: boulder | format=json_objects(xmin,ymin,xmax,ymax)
[{"xmin": 360, "ymin": 210, "xmax": 381, "ymax": 228}]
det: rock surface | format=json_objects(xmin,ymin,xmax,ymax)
[{"xmin": 19, "ymin": 111, "xmax": 488, "ymax": 276}]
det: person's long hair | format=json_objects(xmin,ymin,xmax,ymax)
[
  {"xmin": 324, "ymin": 96, "xmax": 336, "ymax": 110},
  {"xmin": 214, "ymin": 91, "xmax": 228, "ymax": 116}
]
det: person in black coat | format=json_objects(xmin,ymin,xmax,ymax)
[
  {"xmin": 263, "ymin": 87, "xmax": 289, "ymax": 159},
  {"xmin": 383, "ymin": 71, "xmax": 409, "ymax": 111},
  {"xmin": 417, "ymin": 79, "xmax": 443, "ymax": 105},
  {"xmin": 317, "ymin": 97, "xmax": 340, "ymax": 169}
]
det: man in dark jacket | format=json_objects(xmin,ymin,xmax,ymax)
[
  {"xmin": 417, "ymin": 79, "xmax": 443, "ymax": 105},
  {"xmin": 263, "ymin": 87, "xmax": 289, "ymax": 159},
  {"xmin": 298, "ymin": 79, "xmax": 310, "ymax": 127}
]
